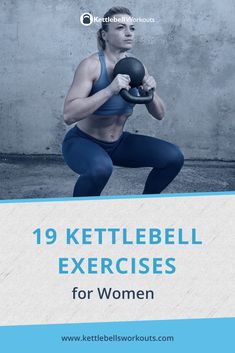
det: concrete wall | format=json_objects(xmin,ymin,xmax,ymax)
[{"xmin": 0, "ymin": 0, "xmax": 235, "ymax": 160}]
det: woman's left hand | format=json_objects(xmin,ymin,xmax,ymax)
[{"xmin": 142, "ymin": 74, "xmax": 157, "ymax": 92}]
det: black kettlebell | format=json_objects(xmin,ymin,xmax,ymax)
[
  {"xmin": 113, "ymin": 57, "xmax": 154, "ymax": 104},
  {"xmin": 83, "ymin": 14, "xmax": 91, "ymax": 24}
]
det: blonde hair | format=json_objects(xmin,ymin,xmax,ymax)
[{"xmin": 97, "ymin": 7, "xmax": 132, "ymax": 50}]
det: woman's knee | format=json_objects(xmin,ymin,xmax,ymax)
[
  {"xmin": 166, "ymin": 145, "xmax": 184, "ymax": 170},
  {"xmin": 89, "ymin": 160, "xmax": 113, "ymax": 183}
]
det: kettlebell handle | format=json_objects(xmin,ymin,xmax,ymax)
[{"xmin": 120, "ymin": 88, "xmax": 154, "ymax": 104}]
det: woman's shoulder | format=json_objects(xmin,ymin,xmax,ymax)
[
  {"xmin": 74, "ymin": 52, "xmax": 100, "ymax": 78},
  {"xmin": 79, "ymin": 52, "xmax": 100, "ymax": 67}
]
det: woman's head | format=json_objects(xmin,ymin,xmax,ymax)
[{"xmin": 97, "ymin": 7, "xmax": 135, "ymax": 50}]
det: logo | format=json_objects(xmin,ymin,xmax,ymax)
[{"xmin": 80, "ymin": 13, "xmax": 93, "ymax": 26}]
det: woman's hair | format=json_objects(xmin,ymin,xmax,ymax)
[{"xmin": 97, "ymin": 7, "xmax": 132, "ymax": 50}]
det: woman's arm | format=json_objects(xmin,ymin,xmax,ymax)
[
  {"xmin": 63, "ymin": 58, "xmax": 110, "ymax": 124},
  {"xmin": 145, "ymin": 91, "xmax": 165, "ymax": 121},
  {"xmin": 141, "ymin": 67, "xmax": 165, "ymax": 120},
  {"xmin": 63, "ymin": 57, "xmax": 131, "ymax": 125}
]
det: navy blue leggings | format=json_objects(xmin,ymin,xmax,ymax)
[{"xmin": 62, "ymin": 126, "xmax": 184, "ymax": 197}]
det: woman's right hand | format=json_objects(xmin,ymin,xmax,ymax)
[{"xmin": 108, "ymin": 74, "xmax": 131, "ymax": 95}]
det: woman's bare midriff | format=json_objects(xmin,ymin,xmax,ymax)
[{"xmin": 76, "ymin": 112, "xmax": 132, "ymax": 142}]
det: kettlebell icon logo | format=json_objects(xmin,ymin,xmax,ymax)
[{"xmin": 80, "ymin": 12, "xmax": 93, "ymax": 26}]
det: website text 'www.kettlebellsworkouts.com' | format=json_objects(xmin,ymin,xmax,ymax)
[{"xmin": 61, "ymin": 334, "xmax": 174, "ymax": 343}]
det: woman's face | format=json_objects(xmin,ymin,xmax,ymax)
[{"xmin": 103, "ymin": 14, "xmax": 135, "ymax": 50}]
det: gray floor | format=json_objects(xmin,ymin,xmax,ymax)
[{"xmin": 0, "ymin": 156, "xmax": 234, "ymax": 199}]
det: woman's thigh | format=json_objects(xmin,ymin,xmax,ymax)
[
  {"xmin": 62, "ymin": 136, "xmax": 113, "ymax": 175},
  {"xmin": 111, "ymin": 132, "xmax": 183, "ymax": 168}
]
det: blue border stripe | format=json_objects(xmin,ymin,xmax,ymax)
[
  {"xmin": 0, "ymin": 318, "xmax": 234, "ymax": 352},
  {"xmin": 0, "ymin": 191, "xmax": 235, "ymax": 204}
]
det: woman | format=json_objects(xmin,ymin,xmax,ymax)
[{"xmin": 62, "ymin": 7, "xmax": 184, "ymax": 197}]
